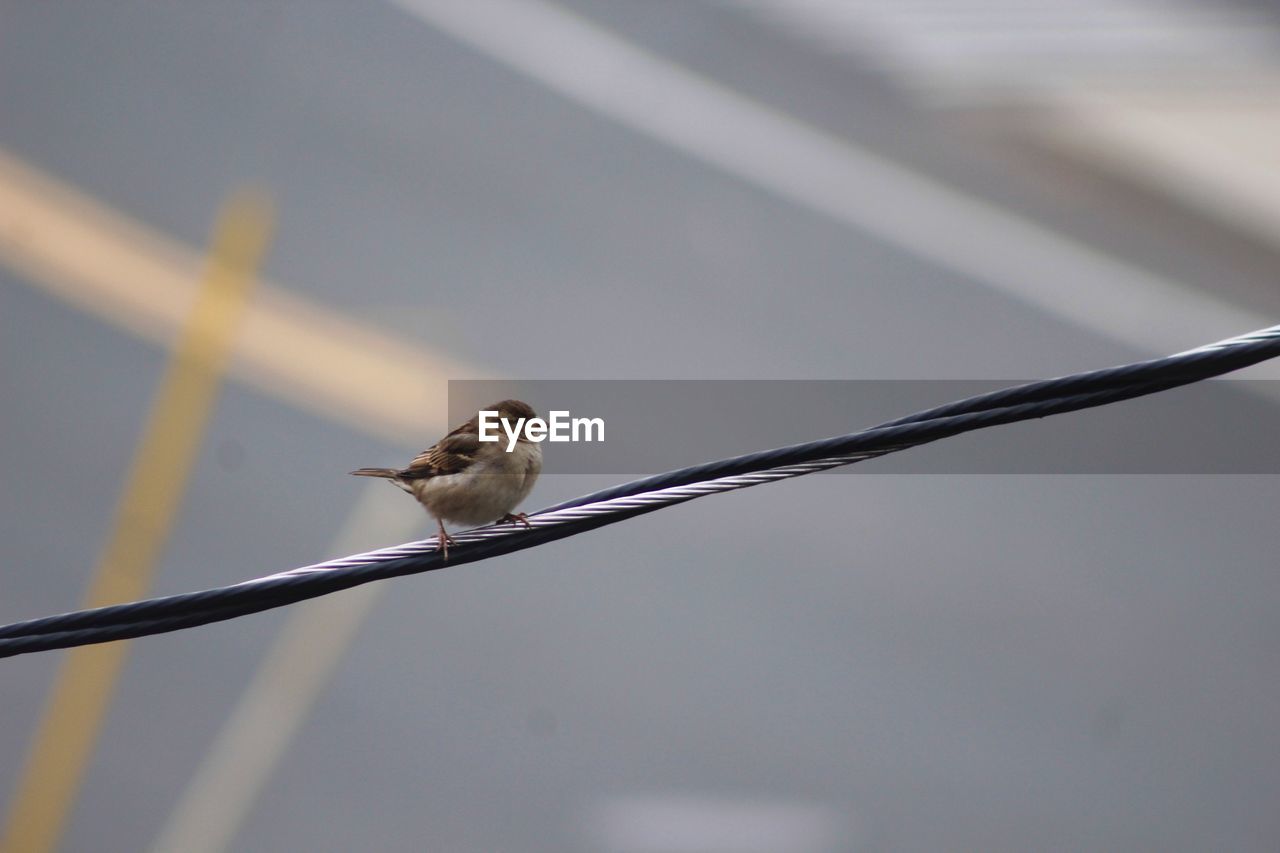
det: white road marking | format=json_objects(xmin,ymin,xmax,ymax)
[
  {"xmin": 389, "ymin": 0, "xmax": 1275, "ymax": 371},
  {"xmin": 728, "ymin": 0, "xmax": 1280, "ymax": 103}
]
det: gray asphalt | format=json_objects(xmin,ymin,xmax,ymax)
[{"xmin": 3, "ymin": 2, "xmax": 1280, "ymax": 851}]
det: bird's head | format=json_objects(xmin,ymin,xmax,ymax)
[{"xmin": 484, "ymin": 400, "xmax": 539, "ymax": 442}]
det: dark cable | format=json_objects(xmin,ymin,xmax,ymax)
[{"xmin": 1, "ymin": 325, "xmax": 1276, "ymax": 658}]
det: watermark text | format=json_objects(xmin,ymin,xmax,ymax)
[{"xmin": 478, "ymin": 410, "xmax": 604, "ymax": 451}]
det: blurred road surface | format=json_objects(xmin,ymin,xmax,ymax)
[{"xmin": 3, "ymin": 2, "xmax": 1280, "ymax": 851}]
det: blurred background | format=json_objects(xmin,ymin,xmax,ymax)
[{"xmin": 3, "ymin": 1, "xmax": 1280, "ymax": 850}]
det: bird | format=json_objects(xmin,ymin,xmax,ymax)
[{"xmin": 350, "ymin": 399, "xmax": 543, "ymax": 559}]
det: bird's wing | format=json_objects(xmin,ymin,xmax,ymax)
[{"xmin": 400, "ymin": 427, "xmax": 482, "ymax": 479}]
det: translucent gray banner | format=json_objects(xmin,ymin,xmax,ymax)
[{"xmin": 448, "ymin": 380, "xmax": 1280, "ymax": 474}]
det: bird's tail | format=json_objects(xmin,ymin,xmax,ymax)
[{"xmin": 349, "ymin": 467, "xmax": 401, "ymax": 479}]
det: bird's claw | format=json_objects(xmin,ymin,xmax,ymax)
[{"xmin": 500, "ymin": 512, "xmax": 533, "ymax": 529}]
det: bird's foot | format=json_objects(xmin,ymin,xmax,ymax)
[
  {"xmin": 500, "ymin": 512, "xmax": 533, "ymax": 529},
  {"xmin": 436, "ymin": 522, "xmax": 456, "ymax": 560}
]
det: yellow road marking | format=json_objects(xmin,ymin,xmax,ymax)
[
  {"xmin": 0, "ymin": 148, "xmax": 477, "ymax": 447},
  {"xmin": 0, "ymin": 149, "xmax": 491, "ymax": 852},
  {"xmin": 147, "ymin": 484, "xmax": 424, "ymax": 853},
  {"xmin": 1, "ymin": 192, "xmax": 273, "ymax": 853}
]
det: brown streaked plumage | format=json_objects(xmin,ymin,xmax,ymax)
[{"xmin": 351, "ymin": 400, "xmax": 542, "ymax": 559}]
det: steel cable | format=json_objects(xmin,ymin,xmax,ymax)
[{"xmin": 1, "ymin": 324, "xmax": 1277, "ymax": 658}]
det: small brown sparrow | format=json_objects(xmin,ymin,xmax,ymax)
[{"xmin": 351, "ymin": 399, "xmax": 543, "ymax": 559}]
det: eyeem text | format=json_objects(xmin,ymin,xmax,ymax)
[{"xmin": 478, "ymin": 410, "xmax": 604, "ymax": 452}]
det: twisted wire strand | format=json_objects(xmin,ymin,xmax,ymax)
[
  {"xmin": 0, "ymin": 451, "xmax": 890, "ymax": 656},
  {"xmin": 1, "ymin": 324, "xmax": 1278, "ymax": 658},
  {"xmin": 548, "ymin": 324, "xmax": 1280, "ymax": 511}
]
